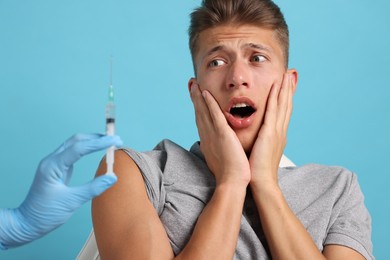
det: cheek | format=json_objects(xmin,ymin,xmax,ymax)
[
  {"xmin": 253, "ymin": 66, "xmax": 283, "ymax": 91},
  {"xmin": 253, "ymin": 72, "xmax": 275, "ymax": 94},
  {"xmin": 196, "ymin": 71, "xmax": 223, "ymax": 93},
  {"xmin": 252, "ymin": 71, "xmax": 278, "ymax": 112},
  {"xmin": 195, "ymin": 75, "xmax": 225, "ymax": 105}
]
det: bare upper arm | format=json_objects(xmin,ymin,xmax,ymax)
[
  {"xmin": 323, "ymin": 244, "xmax": 366, "ymax": 260},
  {"xmin": 92, "ymin": 150, "xmax": 174, "ymax": 260}
]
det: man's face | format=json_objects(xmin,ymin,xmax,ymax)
[{"xmin": 190, "ymin": 24, "xmax": 295, "ymax": 153}]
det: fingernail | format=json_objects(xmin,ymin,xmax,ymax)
[{"xmin": 202, "ymin": 90, "xmax": 207, "ymax": 98}]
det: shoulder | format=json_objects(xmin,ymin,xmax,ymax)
[
  {"xmin": 95, "ymin": 149, "xmax": 139, "ymax": 179},
  {"xmin": 279, "ymin": 164, "xmax": 356, "ymax": 189},
  {"xmin": 278, "ymin": 164, "xmax": 362, "ymax": 214},
  {"xmin": 92, "ymin": 145, "xmax": 175, "ymax": 259},
  {"xmin": 279, "ymin": 165, "xmax": 373, "ymax": 258},
  {"xmin": 94, "ymin": 149, "xmax": 144, "ymax": 206},
  {"xmin": 120, "ymin": 139, "xmax": 192, "ymax": 166},
  {"xmin": 121, "ymin": 139, "xmax": 206, "ymax": 178},
  {"xmin": 112, "ymin": 139, "xmax": 202, "ymax": 213}
]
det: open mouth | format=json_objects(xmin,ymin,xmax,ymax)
[
  {"xmin": 230, "ymin": 103, "xmax": 256, "ymax": 119},
  {"xmin": 225, "ymin": 97, "xmax": 257, "ymax": 129}
]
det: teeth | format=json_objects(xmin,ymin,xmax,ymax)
[{"xmin": 232, "ymin": 103, "xmax": 250, "ymax": 108}]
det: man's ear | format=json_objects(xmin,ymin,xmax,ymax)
[
  {"xmin": 188, "ymin": 77, "xmax": 197, "ymax": 93},
  {"xmin": 287, "ymin": 68, "xmax": 298, "ymax": 94}
]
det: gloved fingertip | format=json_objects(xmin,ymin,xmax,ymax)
[
  {"xmin": 100, "ymin": 174, "xmax": 118, "ymax": 189},
  {"xmin": 100, "ymin": 135, "xmax": 123, "ymax": 146},
  {"xmin": 111, "ymin": 135, "xmax": 123, "ymax": 146},
  {"xmin": 87, "ymin": 174, "xmax": 118, "ymax": 197},
  {"xmin": 115, "ymin": 139, "xmax": 123, "ymax": 147},
  {"xmin": 99, "ymin": 174, "xmax": 118, "ymax": 186}
]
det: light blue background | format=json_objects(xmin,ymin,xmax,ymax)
[{"xmin": 0, "ymin": 0, "xmax": 388, "ymax": 259}]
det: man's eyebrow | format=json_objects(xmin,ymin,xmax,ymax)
[
  {"xmin": 244, "ymin": 43, "xmax": 273, "ymax": 53},
  {"xmin": 205, "ymin": 45, "xmax": 224, "ymax": 57},
  {"xmin": 205, "ymin": 43, "xmax": 273, "ymax": 57}
]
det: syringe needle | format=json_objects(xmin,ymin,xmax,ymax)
[{"xmin": 110, "ymin": 55, "xmax": 113, "ymax": 87}]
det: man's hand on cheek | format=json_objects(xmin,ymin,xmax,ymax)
[
  {"xmin": 190, "ymin": 84, "xmax": 251, "ymax": 186},
  {"xmin": 249, "ymin": 73, "xmax": 294, "ymax": 187}
]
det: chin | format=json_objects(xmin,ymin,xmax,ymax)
[
  {"xmin": 243, "ymin": 142, "xmax": 254, "ymax": 156},
  {"xmin": 236, "ymin": 131, "xmax": 256, "ymax": 156}
]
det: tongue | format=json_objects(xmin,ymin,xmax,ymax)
[{"xmin": 233, "ymin": 114, "xmax": 247, "ymax": 119}]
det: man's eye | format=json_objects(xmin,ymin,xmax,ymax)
[
  {"xmin": 251, "ymin": 55, "xmax": 266, "ymax": 63},
  {"xmin": 208, "ymin": 59, "xmax": 225, "ymax": 67}
]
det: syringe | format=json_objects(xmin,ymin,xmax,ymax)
[{"xmin": 106, "ymin": 59, "xmax": 115, "ymax": 175}]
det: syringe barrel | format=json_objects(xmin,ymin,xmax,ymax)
[
  {"xmin": 106, "ymin": 119, "xmax": 115, "ymax": 135},
  {"xmin": 106, "ymin": 102, "xmax": 115, "ymax": 121},
  {"xmin": 106, "ymin": 100, "xmax": 115, "ymax": 134},
  {"xmin": 106, "ymin": 102, "xmax": 115, "ymax": 174}
]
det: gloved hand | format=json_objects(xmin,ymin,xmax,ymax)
[{"xmin": 0, "ymin": 133, "xmax": 122, "ymax": 250}]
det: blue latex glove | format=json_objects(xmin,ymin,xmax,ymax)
[{"xmin": 0, "ymin": 133, "xmax": 122, "ymax": 250}]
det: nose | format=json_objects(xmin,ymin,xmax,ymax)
[{"xmin": 227, "ymin": 60, "xmax": 249, "ymax": 89}]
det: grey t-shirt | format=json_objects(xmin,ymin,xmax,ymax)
[{"xmin": 123, "ymin": 139, "xmax": 373, "ymax": 259}]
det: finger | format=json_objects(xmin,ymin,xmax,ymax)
[
  {"xmin": 65, "ymin": 133, "xmax": 105, "ymax": 147},
  {"xmin": 39, "ymin": 133, "xmax": 108, "ymax": 176},
  {"xmin": 263, "ymin": 82, "xmax": 279, "ymax": 128},
  {"xmin": 276, "ymin": 73, "xmax": 290, "ymax": 131},
  {"xmin": 53, "ymin": 133, "xmax": 104, "ymax": 155},
  {"xmin": 60, "ymin": 135, "xmax": 123, "ymax": 168},
  {"xmin": 202, "ymin": 90, "xmax": 228, "ymax": 130},
  {"xmin": 63, "ymin": 166, "xmax": 74, "ymax": 185},
  {"xmin": 283, "ymin": 76, "xmax": 294, "ymax": 133},
  {"xmin": 70, "ymin": 174, "xmax": 118, "ymax": 204},
  {"xmin": 190, "ymin": 84, "xmax": 214, "ymax": 137}
]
